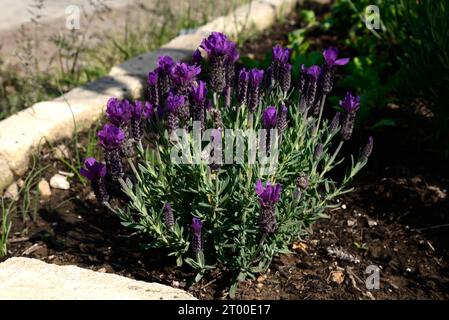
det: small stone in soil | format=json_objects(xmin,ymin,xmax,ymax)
[
  {"xmin": 257, "ymin": 274, "xmax": 267, "ymax": 283},
  {"xmin": 38, "ymin": 179, "xmax": 52, "ymax": 200},
  {"xmin": 52, "ymin": 144, "xmax": 70, "ymax": 160},
  {"xmin": 50, "ymin": 174, "xmax": 70, "ymax": 190},
  {"xmin": 4, "ymin": 182, "xmax": 19, "ymax": 200},
  {"xmin": 329, "ymin": 270, "xmax": 345, "ymax": 284},
  {"xmin": 347, "ymin": 219, "xmax": 356, "ymax": 227}
]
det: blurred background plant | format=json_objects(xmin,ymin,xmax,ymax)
[
  {"xmin": 325, "ymin": 0, "xmax": 449, "ymax": 152},
  {"xmin": 240, "ymin": 0, "xmax": 448, "ymax": 154},
  {"xmin": 0, "ymin": 0, "xmax": 251, "ymax": 120}
]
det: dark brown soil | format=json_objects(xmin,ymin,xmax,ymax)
[{"xmin": 3, "ymin": 2, "xmax": 449, "ymax": 300}]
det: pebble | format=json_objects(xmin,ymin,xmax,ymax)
[
  {"xmin": 256, "ymin": 283, "xmax": 264, "ymax": 289},
  {"xmin": 17, "ymin": 179, "xmax": 25, "ymax": 188},
  {"xmin": 172, "ymin": 280, "xmax": 180, "ymax": 288},
  {"xmin": 347, "ymin": 219, "xmax": 356, "ymax": 227},
  {"xmin": 50, "ymin": 174, "xmax": 70, "ymax": 190},
  {"xmin": 38, "ymin": 179, "xmax": 52, "ymax": 200},
  {"xmin": 4, "ymin": 182, "xmax": 19, "ymax": 200},
  {"xmin": 257, "ymin": 274, "xmax": 267, "ymax": 283},
  {"xmin": 341, "ymin": 204, "xmax": 347, "ymax": 209},
  {"xmin": 368, "ymin": 219, "xmax": 378, "ymax": 227},
  {"xmin": 52, "ymin": 144, "xmax": 70, "ymax": 160},
  {"xmin": 330, "ymin": 270, "xmax": 345, "ymax": 284}
]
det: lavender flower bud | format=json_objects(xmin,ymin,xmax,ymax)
[
  {"xmin": 259, "ymin": 206, "xmax": 278, "ymax": 234},
  {"xmin": 167, "ymin": 112, "xmax": 179, "ymax": 134},
  {"xmin": 92, "ymin": 178, "xmax": 109, "ymax": 204},
  {"xmin": 166, "ymin": 92, "xmax": 185, "ymax": 133},
  {"xmin": 237, "ymin": 69, "xmax": 249, "ymax": 105},
  {"xmin": 163, "ymin": 203, "xmax": 174, "ymax": 229},
  {"xmin": 279, "ymin": 64, "xmax": 292, "ymax": 92},
  {"xmin": 293, "ymin": 187, "xmax": 302, "ymax": 201},
  {"xmin": 276, "ymin": 103, "xmax": 288, "ymax": 135},
  {"xmin": 360, "ymin": 136, "xmax": 374, "ymax": 162},
  {"xmin": 330, "ymin": 112, "xmax": 341, "ymax": 133},
  {"xmin": 339, "ymin": 92, "xmax": 360, "ymax": 141},
  {"xmin": 255, "ymin": 180, "xmax": 282, "ymax": 234},
  {"xmin": 248, "ymin": 69, "xmax": 264, "ymax": 113},
  {"xmin": 193, "ymin": 104, "xmax": 205, "ymax": 132},
  {"xmin": 321, "ymin": 47, "xmax": 349, "ymax": 95},
  {"xmin": 210, "ymin": 56, "xmax": 227, "ymax": 93},
  {"xmin": 177, "ymin": 103, "xmax": 191, "ymax": 127},
  {"xmin": 147, "ymin": 71, "xmax": 160, "ymax": 106},
  {"xmin": 341, "ymin": 111, "xmax": 356, "ymax": 141},
  {"xmin": 80, "ymin": 158, "xmax": 109, "ymax": 203},
  {"xmin": 321, "ymin": 65, "xmax": 335, "ymax": 95},
  {"xmin": 200, "ymin": 32, "xmax": 239, "ymax": 93},
  {"xmin": 104, "ymin": 148, "xmax": 124, "ymax": 181},
  {"xmin": 211, "ymin": 108, "xmax": 223, "ymax": 129},
  {"xmin": 191, "ymin": 217, "xmax": 203, "ymax": 254},
  {"xmin": 298, "ymin": 67, "xmax": 306, "ymax": 95},
  {"xmin": 296, "ymin": 174, "xmax": 309, "ymax": 190},
  {"xmin": 120, "ymin": 128, "xmax": 135, "ymax": 158},
  {"xmin": 314, "ymin": 143, "xmax": 324, "ymax": 161}
]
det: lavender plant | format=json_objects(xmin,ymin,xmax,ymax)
[{"xmin": 83, "ymin": 32, "xmax": 373, "ymax": 296}]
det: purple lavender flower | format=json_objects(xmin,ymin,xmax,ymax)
[
  {"xmin": 279, "ymin": 63, "xmax": 292, "ymax": 92},
  {"xmin": 248, "ymin": 68, "xmax": 264, "ymax": 113},
  {"xmin": 80, "ymin": 158, "xmax": 109, "ymax": 203},
  {"xmin": 157, "ymin": 56, "xmax": 174, "ymax": 95},
  {"xmin": 98, "ymin": 124, "xmax": 125, "ymax": 150},
  {"xmin": 262, "ymin": 106, "xmax": 277, "ymax": 129},
  {"xmin": 339, "ymin": 91, "xmax": 360, "ymax": 141},
  {"xmin": 163, "ymin": 203, "xmax": 174, "ymax": 229},
  {"xmin": 271, "ymin": 44, "xmax": 292, "ymax": 91},
  {"xmin": 191, "ymin": 80, "xmax": 208, "ymax": 105},
  {"xmin": 272, "ymin": 44, "xmax": 291, "ymax": 65},
  {"xmin": 166, "ymin": 91, "xmax": 185, "ymax": 133},
  {"xmin": 170, "ymin": 62, "xmax": 201, "ymax": 94},
  {"xmin": 143, "ymin": 102, "xmax": 155, "ymax": 119},
  {"xmin": 276, "ymin": 103, "xmax": 288, "ymax": 136},
  {"xmin": 147, "ymin": 71, "xmax": 159, "ymax": 106},
  {"xmin": 360, "ymin": 136, "xmax": 374, "ymax": 162},
  {"xmin": 339, "ymin": 91, "xmax": 360, "ymax": 113},
  {"xmin": 323, "ymin": 47, "xmax": 350, "ymax": 67},
  {"xmin": 192, "ymin": 49, "xmax": 202, "ymax": 65},
  {"xmin": 106, "ymin": 98, "xmax": 132, "ymax": 126},
  {"xmin": 191, "ymin": 217, "xmax": 203, "ymax": 254},
  {"xmin": 98, "ymin": 124, "xmax": 125, "ymax": 180},
  {"xmin": 147, "ymin": 56, "xmax": 174, "ymax": 104},
  {"xmin": 237, "ymin": 68, "xmax": 249, "ymax": 105},
  {"xmin": 299, "ymin": 65, "xmax": 322, "ymax": 112},
  {"xmin": 200, "ymin": 32, "xmax": 239, "ymax": 93},
  {"xmin": 191, "ymin": 81, "xmax": 207, "ymax": 132},
  {"xmin": 321, "ymin": 47, "xmax": 349, "ymax": 95},
  {"xmin": 129, "ymin": 101, "xmax": 151, "ymax": 141},
  {"xmin": 255, "ymin": 180, "xmax": 282, "ymax": 234},
  {"xmin": 157, "ymin": 56, "xmax": 175, "ymax": 73}
]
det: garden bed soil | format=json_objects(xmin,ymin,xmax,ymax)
[{"xmin": 3, "ymin": 2, "xmax": 449, "ymax": 300}]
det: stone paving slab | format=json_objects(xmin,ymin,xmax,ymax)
[{"xmin": 0, "ymin": 257, "xmax": 195, "ymax": 300}]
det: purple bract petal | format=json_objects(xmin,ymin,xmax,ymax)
[
  {"xmin": 97, "ymin": 123, "xmax": 125, "ymax": 150},
  {"xmin": 80, "ymin": 157, "xmax": 107, "ymax": 181},
  {"xmin": 339, "ymin": 91, "xmax": 361, "ymax": 113}
]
